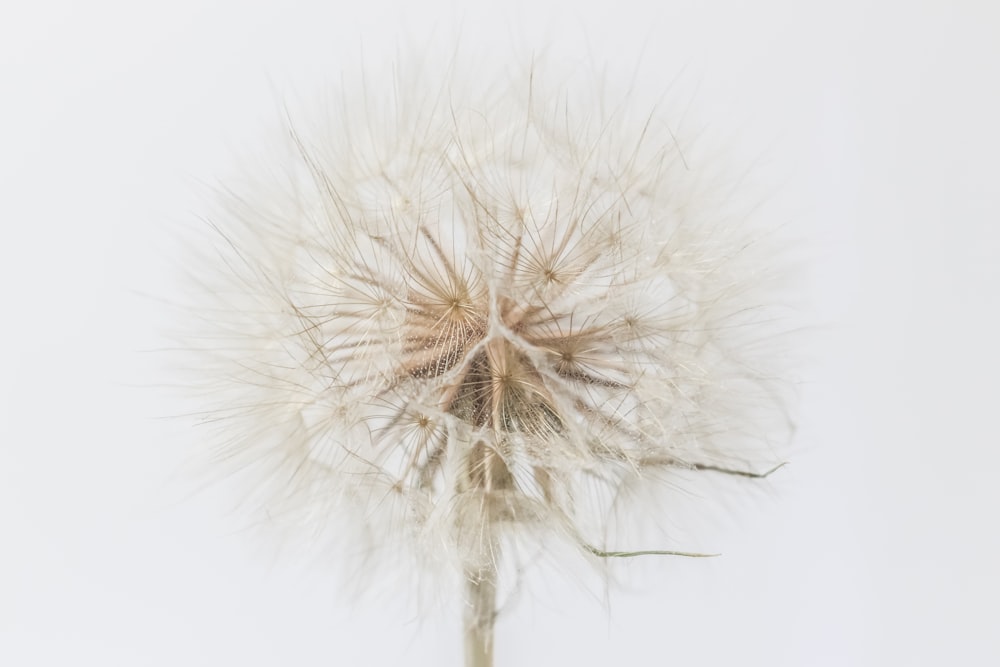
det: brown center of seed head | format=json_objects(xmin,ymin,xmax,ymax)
[{"xmin": 397, "ymin": 258, "xmax": 571, "ymax": 497}]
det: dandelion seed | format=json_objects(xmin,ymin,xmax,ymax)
[{"xmin": 180, "ymin": 56, "xmax": 792, "ymax": 667}]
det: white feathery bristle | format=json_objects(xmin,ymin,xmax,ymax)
[{"xmin": 177, "ymin": 54, "xmax": 793, "ymax": 612}]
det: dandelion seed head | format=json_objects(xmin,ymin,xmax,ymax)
[{"xmin": 182, "ymin": 56, "xmax": 792, "ymax": 594}]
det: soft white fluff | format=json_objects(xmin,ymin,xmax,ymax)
[{"xmin": 180, "ymin": 57, "xmax": 792, "ymax": 597}]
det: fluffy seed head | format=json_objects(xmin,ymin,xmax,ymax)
[{"xmin": 182, "ymin": 58, "xmax": 790, "ymax": 586}]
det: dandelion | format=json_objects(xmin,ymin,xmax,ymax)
[{"xmin": 181, "ymin": 56, "xmax": 790, "ymax": 666}]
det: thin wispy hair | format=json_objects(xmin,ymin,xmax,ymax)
[{"xmin": 177, "ymin": 53, "xmax": 794, "ymax": 617}]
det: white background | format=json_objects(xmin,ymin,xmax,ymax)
[{"xmin": 2, "ymin": 1, "xmax": 998, "ymax": 665}]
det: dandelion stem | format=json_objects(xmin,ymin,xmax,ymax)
[{"xmin": 464, "ymin": 563, "xmax": 497, "ymax": 667}]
